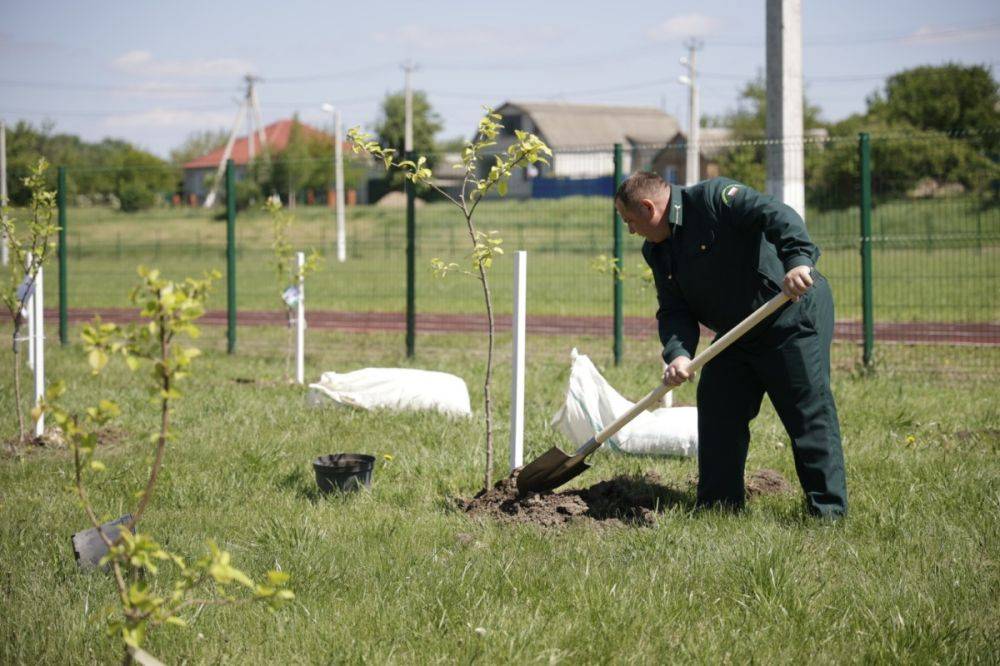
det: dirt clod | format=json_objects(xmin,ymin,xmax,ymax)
[{"xmin": 745, "ymin": 468, "xmax": 793, "ymax": 497}]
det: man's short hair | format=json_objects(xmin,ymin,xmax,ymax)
[{"xmin": 615, "ymin": 171, "xmax": 668, "ymax": 210}]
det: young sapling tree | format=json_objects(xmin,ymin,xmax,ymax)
[
  {"xmin": 264, "ymin": 195, "xmax": 320, "ymax": 382},
  {"xmin": 349, "ymin": 109, "xmax": 551, "ymax": 490},
  {"xmin": 37, "ymin": 267, "xmax": 292, "ymax": 663},
  {"xmin": 1, "ymin": 159, "xmax": 58, "ymax": 445}
]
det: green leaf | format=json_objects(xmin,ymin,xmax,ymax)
[{"xmin": 87, "ymin": 349, "xmax": 109, "ymax": 374}]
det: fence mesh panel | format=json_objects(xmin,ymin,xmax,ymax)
[{"xmin": 45, "ymin": 132, "xmax": 997, "ymax": 377}]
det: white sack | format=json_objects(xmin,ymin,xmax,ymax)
[
  {"xmin": 308, "ymin": 368, "xmax": 471, "ymax": 417},
  {"xmin": 551, "ymin": 349, "xmax": 698, "ymax": 457}
]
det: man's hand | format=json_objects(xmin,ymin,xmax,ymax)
[
  {"xmin": 663, "ymin": 356, "xmax": 695, "ymax": 389},
  {"xmin": 783, "ymin": 265, "xmax": 813, "ymax": 302}
]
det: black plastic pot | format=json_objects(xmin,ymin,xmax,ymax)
[{"xmin": 313, "ymin": 454, "xmax": 375, "ymax": 493}]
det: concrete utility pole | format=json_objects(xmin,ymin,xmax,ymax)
[
  {"xmin": 322, "ymin": 103, "xmax": 347, "ymax": 262},
  {"xmin": 766, "ymin": 0, "xmax": 805, "ymax": 219},
  {"xmin": 246, "ymin": 78, "xmax": 256, "ymax": 163},
  {"xmin": 1, "ymin": 120, "xmax": 8, "ymax": 267},
  {"xmin": 679, "ymin": 40, "xmax": 702, "ymax": 186},
  {"xmin": 402, "ymin": 60, "xmax": 418, "ymax": 152}
]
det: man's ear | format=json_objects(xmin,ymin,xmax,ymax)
[{"xmin": 640, "ymin": 198, "xmax": 656, "ymax": 218}]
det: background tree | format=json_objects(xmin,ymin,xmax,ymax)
[
  {"xmin": 867, "ymin": 63, "xmax": 999, "ymax": 152},
  {"xmin": 374, "ymin": 91, "xmax": 443, "ymax": 191},
  {"xmin": 168, "ymin": 128, "xmax": 229, "ymax": 165},
  {"xmin": 5, "ymin": 121, "xmax": 177, "ymax": 210},
  {"xmin": 259, "ymin": 115, "xmax": 363, "ymax": 207},
  {"xmin": 375, "ymin": 90, "xmax": 443, "ymax": 158},
  {"xmin": 707, "ymin": 74, "xmax": 824, "ymax": 191}
]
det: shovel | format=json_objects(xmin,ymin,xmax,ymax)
[{"xmin": 517, "ymin": 292, "xmax": 791, "ymax": 494}]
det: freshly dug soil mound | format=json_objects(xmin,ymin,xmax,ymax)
[
  {"xmin": 459, "ymin": 470, "xmax": 689, "ymax": 527},
  {"xmin": 460, "ymin": 468, "xmax": 793, "ymax": 528},
  {"xmin": 745, "ymin": 468, "xmax": 793, "ymax": 497}
]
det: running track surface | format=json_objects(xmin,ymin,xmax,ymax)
[{"xmin": 46, "ymin": 309, "xmax": 1000, "ymax": 346}]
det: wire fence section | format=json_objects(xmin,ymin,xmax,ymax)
[{"xmin": 45, "ymin": 131, "xmax": 998, "ymax": 376}]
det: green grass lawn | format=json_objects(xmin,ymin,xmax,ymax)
[
  {"xmin": 1, "ymin": 324, "xmax": 997, "ymax": 663},
  {"xmin": 42, "ymin": 196, "xmax": 1000, "ymax": 322}
]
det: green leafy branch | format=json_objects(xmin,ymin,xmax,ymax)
[
  {"xmin": 2, "ymin": 159, "xmax": 59, "ymax": 445},
  {"xmin": 590, "ymin": 254, "xmax": 654, "ymax": 290}
]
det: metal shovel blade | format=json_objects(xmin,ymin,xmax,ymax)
[{"xmin": 516, "ymin": 445, "xmax": 592, "ymax": 494}]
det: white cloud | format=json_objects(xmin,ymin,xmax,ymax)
[
  {"xmin": 102, "ymin": 108, "xmax": 234, "ymax": 129},
  {"xmin": 647, "ymin": 13, "xmax": 721, "ymax": 41},
  {"xmin": 111, "ymin": 50, "xmax": 255, "ymax": 78},
  {"xmin": 900, "ymin": 23, "xmax": 1000, "ymax": 45}
]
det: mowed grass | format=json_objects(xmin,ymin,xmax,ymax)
[
  {"xmin": 1, "ymin": 323, "xmax": 998, "ymax": 664},
  {"xmin": 45, "ymin": 195, "xmax": 1000, "ymax": 321}
]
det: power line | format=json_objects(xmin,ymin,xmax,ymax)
[{"xmin": 0, "ymin": 78, "xmax": 236, "ymax": 93}]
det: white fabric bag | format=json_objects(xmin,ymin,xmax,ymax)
[
  {"xmin": 308, "ymin": 368, "xmax": 472, "ymax": 418},
  {"xmin": 551, "ymin": 349, "xmax": 698, "ymax": 457}
]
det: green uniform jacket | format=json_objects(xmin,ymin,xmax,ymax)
[{"xmin": 642, "ymin": 178, "xmax": 819, "ymax": 363}]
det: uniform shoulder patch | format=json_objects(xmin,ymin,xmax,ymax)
[{"xmin": 720, "ymin": 183, "xmax": 741, "ymax": 206}]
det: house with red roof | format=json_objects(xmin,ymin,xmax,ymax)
[{"xmin": 182, "ymin": 118, "xmax": 343, "ymax": 203}]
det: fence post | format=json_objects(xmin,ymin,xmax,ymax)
[
  {"xmin": 613, "ymin": 143, "xmax": 624, "ymax": 365},
  {"xmin": 58, "ymin": 166, "xmax": 68, "ymax": 346},
  {"xmin": 226, "ymin": 159, "xmax": 236, "ymax": 354},
  {"xmin": 859, "ymin": 133, "xmax": 874, "ymax": 367},
  {"xmin": 405, "ymin": 151, "xmax": 416, "ymax": 358}
]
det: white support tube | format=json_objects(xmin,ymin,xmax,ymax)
[
  {"xmin": 295, "ymin": 252, "xmax": 305, "ymax": 385},
  {"xmin": 509, "ymin": 251, "xmax": 527, "ymax": 470},
  {"xmin": 26, "ymin": 253, "xmax": 34, "ymax": 369},
  {"xmin": 33, "ymin": 264, "xmax": 44, "ymax": 436}
]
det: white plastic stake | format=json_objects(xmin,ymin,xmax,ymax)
[
  {"xmin": 34, "ymin": 264, "xmax": 44, "ymax": 436},
  {"xmin": 26, "ymin": 253, "xmax": 34, "ymax": 370},
  {"xmin": 295, "ymin": 252, "xmax": 305, "ymax": 385},
  {"xmin": 509, "ymin": 251, "xmax": 527, "ymax": 470}
]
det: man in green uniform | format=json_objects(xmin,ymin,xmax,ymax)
[{"xmin": 614, "ymin": 172, "xmax": 847, "ymax": 518}]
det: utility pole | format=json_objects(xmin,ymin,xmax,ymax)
[
  {"xmin": 402, "ymin": 60, "xmax": 418, "ymax": 152},
  {"xmin": 334, "ymin": 109, "xmax": 345, "ymax": 262},
  {"xmin": 679, "ymin": 39, "xmax": 702, "ymax": 186},
  {"xmin": 321, "ymin": 103, "xmax": 347, "ymax": 262},
  {"xmin": 246, "ymin": 76, "xmax": 256, "ymax": 163},
  {"xmin": 1, "ymin": 119, "xmax": 8, "ymax": 267},
  {"xmin": 204, "ymin": 74, "xmax": 267, "ymax": 208},
  {"xmin": 766, "ymin": 0, "xmax": 805, "ymax": 219}
]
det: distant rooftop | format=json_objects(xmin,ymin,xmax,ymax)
[
  {"xmin": 183, "ymin": 118, "xmax": 335, "ymax": 169},
  {"xmin": 496, "ymin": 101, "xmax": 681, "ymax": 149}
]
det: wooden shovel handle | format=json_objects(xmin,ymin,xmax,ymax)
[{"xmin": 578, "ymin": 292, "xmax": 791, "ymax": 456}]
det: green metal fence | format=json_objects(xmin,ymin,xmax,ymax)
[{"xmin": 47, "ymin": 131, "xmax": 998, "ymax": 377}]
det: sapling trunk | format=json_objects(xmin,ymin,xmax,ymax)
[
  {"xmin": 127, "ymin": 312, "xmax": 170, "ymax": 530},
  {"xmin": 479, "ymin": 262, "xmax": 496, "ymax": 490},
  {"xmin": 463, "ymin": 212, "xmax": 496, "ymax": 490}
]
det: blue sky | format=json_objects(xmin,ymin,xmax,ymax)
[{"xmin": 1, "ymin": 0, "xmax": 998, "ymax": 158}]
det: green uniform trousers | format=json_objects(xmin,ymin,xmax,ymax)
[{"xmin": 695, "ymin": 275, "xmax": 848, "ymax": 518}]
